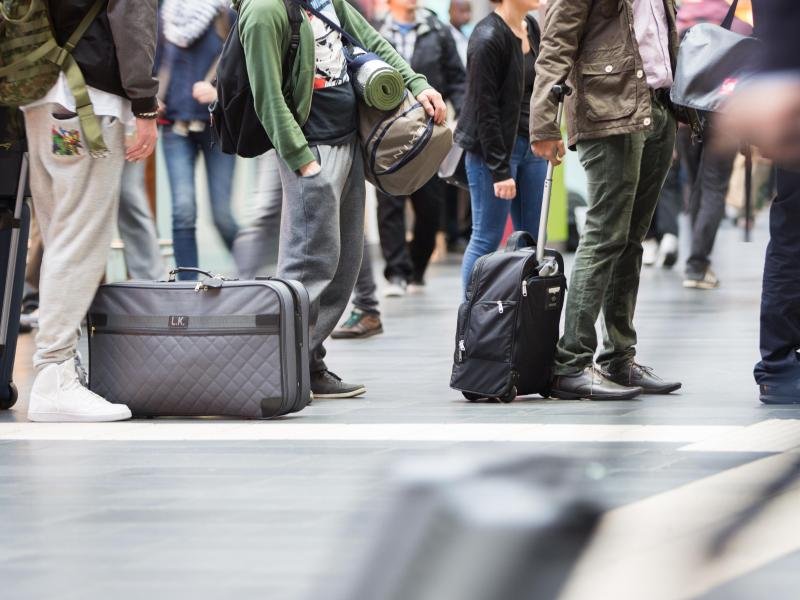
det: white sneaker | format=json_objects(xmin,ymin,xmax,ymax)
[
  {"xmin": 27, "ymin": 360, "xmax": 132, "ymax": 422},
  {"xmin": 642, "ymin": 238, "xmax": 659, "ymax": 266},
  {"xmin": 384, "ymin": 276, "xmax": 407, "ymax": 298},
  {"xmin": 656, "ymin": 233, "xmax": 679, "ymax": 269}
]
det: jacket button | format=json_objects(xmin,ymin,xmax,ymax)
[
  {"xmin": 637, "ymin": 69, "xmax": 644, "ymax": 79},
  {"xmin": 644, "ymin": 117, "xmax": 652, "ymax": 126},
  {"xmin": 605, "ymin": 65, "xmax": 613, "ymax": 73}
]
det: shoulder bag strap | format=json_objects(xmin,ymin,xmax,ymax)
[{"xmin": 720, "ymin": 0, "xmax": 739, "ymax": 31}]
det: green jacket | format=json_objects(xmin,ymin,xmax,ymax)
[
  {"xmin": 236, "ymin": 0, "xmax": 431, "ymax": 170},
  {"xmin": 531, "ymin": 0, "xmax": 679, "ymax": 149}
]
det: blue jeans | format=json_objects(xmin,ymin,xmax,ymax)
[
  {"xmin": 461, "ymin": 135, "xmax": 547, "ymax": 292},
  {"xmin": 162, "ymin": 125, "xmax": 238, "ymax": 279}
]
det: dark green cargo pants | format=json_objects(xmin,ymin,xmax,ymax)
[{"xmin": 555, "ymin": 98, "xmax": 676, "ymax": 375}]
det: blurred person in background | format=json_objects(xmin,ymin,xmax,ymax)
[
  {"xmin": 159, "ymin": 0, "xmax": 239, "ymax": 280},
  {"xmin": 448, "ymin": 0, "xmax": 471, "ymax": 67},
  {"xmin": 719, "ymin": 0, "xmax": 800, "ymax": 403},
  {"xmin": 374, "ymin": 0, "xmax": 466, "ymax": 298},
  {"xmin": 118, "ymin": 162, "xmax": 165, "ymax": 281},
  {"xmin": 456, "ymin": 0, "xmax": 546, "ymax": 294},
  {"xmin": 531, "ymin": 0, "xmax": 681, "ymax": 400},
  {"xmin": 677, "ymin": 0, "xmax": 754, "ymax": 290}
]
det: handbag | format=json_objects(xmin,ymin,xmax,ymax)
[
  {"xmin": 671, "ymin": 0, "xmax": 761, "ymax": 115},
  {"xmin": 297, "ymin": 0, "xmax": 453, "ymax": 196},
  {"xmin": 438, "ymin": 142, "xmax": 468, "ymax": 190}
]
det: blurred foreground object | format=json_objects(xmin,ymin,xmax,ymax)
[{"xmin": 317, "ymin": 454, "xmax": 601, "ymax": 600}]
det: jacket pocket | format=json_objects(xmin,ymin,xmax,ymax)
[{"xmin": 581, "ymin": 57, "xmax": 637, "ymax": 122}]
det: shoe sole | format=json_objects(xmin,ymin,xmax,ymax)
[
  {"xmin": 331, "ymin": 327, "xmax": 384, "ymax": 340},
  {"xmin": 27, "ymin": 410, "xmax": 132, "ymax": 423},
  {"xmin": 760, "ymin": 394, "xmax": 800, "ymax": 405},
  {"xmin": 549, "ymin": 387, "xmax": 643, "ymax": 401},
  {"xmin": 639, "ymin": 382, "xmax": 682, "ymax": 395},
  {"xmin": 312, "ymin": 386, "xmax": 367, "ymax": 399},
  {"xmin": 683, "ymin": 280, "xmax": 719, "ymax": 290}
]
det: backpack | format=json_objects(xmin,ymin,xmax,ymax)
[
  {"xmin": 0, "ymin": 0, "xmax": 110, "ymax": 157},
  {"xmin": 210, "ymin": 0, "xmax": 302, "ymax": 158}
]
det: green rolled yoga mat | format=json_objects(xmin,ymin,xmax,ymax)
[{"xmin": 351, "ymin": 55, "xmax": 405, "ymax": 111}]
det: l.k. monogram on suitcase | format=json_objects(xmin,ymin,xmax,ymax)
[
  {"xmin": 450, "ymin": 85, "xmax": 571, "ymax": 402},
  {"xmin": 88, "ymin": 268, "xmax": 312, "ymax": 418}
]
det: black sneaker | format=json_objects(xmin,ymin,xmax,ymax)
[{"xmin": 310, "ymin": 370, "xmax": 366, "ymax": 399}]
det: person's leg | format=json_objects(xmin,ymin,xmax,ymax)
[
  {"xmin": 597, "ymin": 101, "xmax": 677, "ymax": 372},
  {"xmin": 685, "ymin": 142, "xmax": 737, "ymax": 279},
  {"xmin": 408, "ymin": 176, "xmax": 444, "ymax": 283},
  {"xmin": 554, "ymin": 132, "xmax": 645, "ymax": 376},
  {"xmin": 232, "ymin": 150, "xmax": 283, "ymax": 278},
  {"xmin": 277, "ymin": 143, "xmax": 365, "ymax": 380},
  {"xmin": 117, "ymin": 161, "xmax": 164, "ymax": 280},
  {"xmin": 377, "ymin": 191, "xmax": 413, "ymax": 282},
  {"xmin": 445, "ymin": 183, "xmax": 462, "ymax": 247},
  {"xmin": 200, "ymin": 128, "xmax": 239, "ymax": 251},
  {"xmin": 754, "ymin": 168, "xmax": 800, "ymax": 402},
  {"xmin": 162, "ymin": 127, "xmax": 199, "ymax": 278},
  {"xmin": 352, "ymin": 238, "xmax": 380, "ymax": 315},
  {"xmin": 511, "ymin": 136, "xmax": 547, "ymax": 239},
  {"xmin": 23, "ymin": 105, "xmax": 131, "ymax": 421},
  {"xmin": 461, "ymin": 152, "xmax": 513, "ymax": 294}
]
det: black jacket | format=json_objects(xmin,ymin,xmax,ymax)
[
  {"xmin": 48, "ymin": 0, "xmax": 159, "ymax": 115},
  {"xmin": 455, "ymin": 13, "xmax": 540, "ymax": 182},
  {"xmin": 376, "ymin": 9, "xmax": 466, "ymax": 114}
]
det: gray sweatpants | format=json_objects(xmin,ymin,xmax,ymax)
[
  {"xmin": 276, "ymin": 141, "xmax": 366, "ymax": 373},
  {"xmin": 23, "ymin": 103, "xmax": 125, "ymax": 370}
]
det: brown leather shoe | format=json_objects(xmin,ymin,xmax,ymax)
[
  {"xmin": 331, "ymin": 309, "xmax": 384, "ymax": 339},
  {"xmin": 550, "ymin": 366, "xmax": 643, "ymax": 401},
  {"xmin": 602, "ymin": 360, "xmax": 682, "ymax": 395}
]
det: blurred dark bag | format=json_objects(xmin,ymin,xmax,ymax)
[
  {"xmin": 671, "ymin": 0, "xmax": 761, "ymax": 114},
  {"xmin": 438, "ymin": 141, "xmax": 468, "ymax": 190}
]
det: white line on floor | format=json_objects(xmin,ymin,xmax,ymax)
[
  {"xmin": 679, "ymin": 418, "xmax": 800, "ymax": 453},
  {"xmin": 0, "ymin": 421, "xmax": 748, "ymax": 443},
  {"xmin": 560, "ymin": 450, "xmax": 800, "ymax": 600}
]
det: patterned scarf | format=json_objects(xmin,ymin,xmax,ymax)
[{"xmin": 161, "ymin": 0, "xmax": 229, "ymax": 48}]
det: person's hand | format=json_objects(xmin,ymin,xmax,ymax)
[
  {"xmin": 416, "ymin": 88, "xmax": 447, "ymax": 125},
  {"xmin": 299, "ymin": 160, "xmax": 321, "ymax": 177},
  {"xmin": 715, "ymin": 78, "xmax": 800, "ymax": 165},
  {"xmin": 493, "ymin": 178, "xmax": 516, "ymax": 200},
  {"xmin": 532, "ymin": 139, "xmax": 566, "ymax": 166},
  {"xmin": 125, "ymin": 118, "xmax": 158, "ymax": 162},
  {"xmin": 192, "ymin": 81, "xmax": 218, "ymax": 105}
]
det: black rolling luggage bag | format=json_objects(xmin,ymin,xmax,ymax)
[
  {"xmin": 0, "ymin": 109, "xmax": 31, "ymax": 410},
  {"xmin": 450, "ymin": 86, "xmax": 570, "ymax": 403}
]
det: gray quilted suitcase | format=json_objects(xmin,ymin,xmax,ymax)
[{"xmin": 87, "ymin": 269, "xmax": 311, "ymax": 418}]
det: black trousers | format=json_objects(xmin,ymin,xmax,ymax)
[
  {"xmin": 377, "ymin": 176, "xmax": 443, "ymax": 282},
  {"xmin": 754, "ymin": 167, "xmax": 800, "ymax": 387},
  {"xmin": 679, "ymin": 128, "xmax": 737, "ymax": 274}
]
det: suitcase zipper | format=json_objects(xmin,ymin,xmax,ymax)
[{"xmin": 90, "ymin": 325, "xmax": 280, "ymax": 336}]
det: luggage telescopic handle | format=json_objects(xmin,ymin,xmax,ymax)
[
  {"xmin": 536, "ymin": 83, "xmax": 572, "ymax": 273},
  {"xmin": 168, "ymin": 268, "xmax": 216, "ymax": 282}
]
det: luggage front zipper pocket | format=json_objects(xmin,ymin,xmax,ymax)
[{"xmin": 463, "ymin": 300, "xmax": 518, "ymax": 363}]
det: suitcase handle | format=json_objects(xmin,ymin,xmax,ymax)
[
  {"xmin": 168, "ymin": 268, "xmax": 216, "ymax": 282},
  {"xmin": 504, "ymin": 231, "xmax": 536, "ymax": 252}
]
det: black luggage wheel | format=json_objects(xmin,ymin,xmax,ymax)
[
  {"xmin": 0, "ymin": 383, "xmax": 18, "ymax": 410},
  {"xmin": 462, "ymin": 392, "xmax": 484, "ymax": 402},
  {"xmin": 497, "ymin": 386, "xmax": 517, "ymax": 404}
]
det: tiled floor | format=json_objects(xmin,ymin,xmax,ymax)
[{"xmin": 2, "ymin": 217, "xmax": 800, "ymax": 600}]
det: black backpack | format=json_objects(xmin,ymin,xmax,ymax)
[
  {"xmin": 210, "ymin": 0, "xmax": 302, "ymax": 157},
  {"xmin": 450, "ymin": 232, "xmax": 566, "ymax": 403}
]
